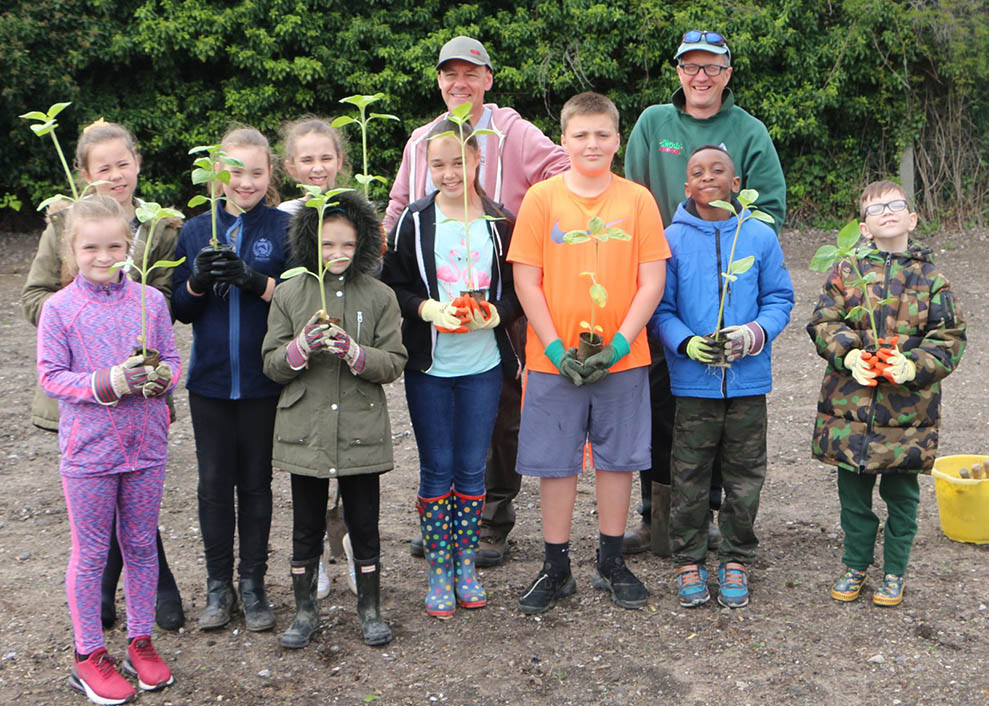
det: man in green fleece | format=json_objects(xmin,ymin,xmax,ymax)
[{"xmin": 623, "ymin": 30, "xmax": 786, "ymax": 556}]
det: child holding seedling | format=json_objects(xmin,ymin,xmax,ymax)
[
  {"xmin": 381, "ymin": 118, "xmax": 520, "ymax": 618},
  {"xmin": 651, "ymin": 145, "xmax": 793, "ymax": 609},
  {"xmin": 37, "ymin": 196, "xmax": 180, "ymax": 704},
  {"xmin": 279, "ymin": 117, "xmax": 346, "ymax": 216},
  {"xmin": 262, "ymin": 190, "xmax": 406, "ymax": 646},
  {"xmin": 172, "ymin": 126, "xmax": 290, "ymax": 632},
  {"xmin": 508, "ymin": 92, "xmax": 668, "ymax": 615},
  {"xmin": 808, "ymin": 180, "xmax": 965, "ymax": 607},
  {"xmin": 20, "ymin": 118, "xmax": 185, "ymax": 631}
]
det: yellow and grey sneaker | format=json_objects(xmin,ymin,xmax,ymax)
[
  {"xmin": 830, "ymin": 567, "xmax": 867, "ymax": 602},
  {"xmin": 872, "ymin": 573, "xmax": 904, "ymax": 606}
]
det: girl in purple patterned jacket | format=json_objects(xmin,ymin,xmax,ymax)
[{"xmin": 37, "ymin": 196, "xmax": 181, "ymax": 706}]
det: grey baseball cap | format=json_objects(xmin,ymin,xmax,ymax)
[{"xmin": 436, "ymin": 36, "xmax": 492, "ymax": 70}]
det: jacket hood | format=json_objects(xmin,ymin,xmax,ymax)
[
  {"xmin": 288, "ymin": 190, "xmax": 384, "ymax": 276},
  {"xmin": 670, "ymin": 198, "xmax": 745, "ymax": 234}
]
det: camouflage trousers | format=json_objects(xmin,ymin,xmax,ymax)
[
  {"xmin": 837, "ymin": 468, "xmax": 919, "ymax": 576},
  {"xmin": 670, "ymin": 395, "xmax": 767, "ymax": 565}
]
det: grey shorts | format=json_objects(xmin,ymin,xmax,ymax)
[{"xmin": 517, "ymin": 368, "xmax": 651, "ymax": 478}]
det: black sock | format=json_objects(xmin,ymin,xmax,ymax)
[
  {"xmin": 544, "ymin": 541, "xmax": 570, "ymax": 576},
  {"xmin": 75, "ymin": 650, "xmax": 92, "ymax": 662},
  {"xmin": 598, "ymin": 532, "xmax": 624, "ymax": 567}
]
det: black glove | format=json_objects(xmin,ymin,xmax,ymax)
[
  {"xmin": 188, "ymin": 246, "xmax": 226, "ymax": 294},
  {"xmin": 210, "ymin": 251, "xmax": 269, "ymax": 298}
]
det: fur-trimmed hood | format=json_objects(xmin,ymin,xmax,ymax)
[{"xmin": 288, "ymin": 190, "xmax": 384, "ymax": 276}]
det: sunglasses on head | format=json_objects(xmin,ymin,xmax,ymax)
[{"xmin": 682, "ymin": 30, "xmax": 727, "ymax": 46}]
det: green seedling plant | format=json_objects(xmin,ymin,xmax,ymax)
[
  {"xmin": 563, "ymin": 215, "xmax": 632, "ymax": 340},
  {"xmin": 109, "ymin": 202, "xmax": 186, "ymax": 357},
  {"xmin": 331, "ymin": 93, "xmax": 400, "ymax": 200},
  {"xmin": 19, "ymin": 103, "xmax": 108, "ymax": 210},
  {"xmin": 810, "ymin": 219, "xmax": 897, "ymax": 345},
  {"xmin": 187, "ymin": 144, "xmax": 245, "ymax": 248},
  {"xmin": 426, "ymin": 101, "xmax": 503, "ymax": 292},
  {"xmin": 708, "ymin": 189, "xmax": 774, "ymax": 348},
  {"xmin": 280, "ymin": 185, "xmax": 355, "ymax": 317}
]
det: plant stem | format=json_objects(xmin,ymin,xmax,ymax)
[
  {"xmin": 459, "ymin": 121, "xmax": 473, "ymax": 290},
  {"xmin": 51, "ymin": 132, "xmax": 78, "ymax": 200},
  {"xmin": 714, "ymin": 213, "xmax": 749, "ymax": 340},
  {"xmin": 361, "ymin": 106, "xmax": 370, "ymax": 200},
  {"xmin": 850, "ymin": 257, "xmax": 881, "ymax": 344},
  {"xmin": 317, "ymin": 207, "xmax": 327, "ymax": 315}
]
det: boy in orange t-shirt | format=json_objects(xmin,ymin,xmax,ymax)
[{"xmin": 508, "ymin": 91, "xmax": 670, "ymax": 615}]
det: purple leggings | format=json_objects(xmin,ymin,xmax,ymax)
[{"xmin": 62, "ymin": 467, "xmax": 164, "ymax": 654}]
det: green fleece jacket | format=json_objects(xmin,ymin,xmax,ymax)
[{"xmin": 625, "ymin": 88, "xmax": 786, "ymax": 234}]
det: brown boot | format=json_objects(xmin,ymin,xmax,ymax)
[
  {"xmin": 622, "ymin": 519, "xmax": 651, "ymax": 554},
  {"xmin": 650, "ymin": 483, "xmax": 671, "ymax": 557}
]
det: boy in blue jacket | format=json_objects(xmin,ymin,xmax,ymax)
[{"xmin": 650, "ymin": 145, "xmax": 793, "ymax": 609}]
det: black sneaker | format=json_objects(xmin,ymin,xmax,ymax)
[
  {"xmin": 592, "ymin": 552, "xmax": 649, "ymax": 609},
  {"xmin": 518, "ymin": 563, "xmax": 577, "ymax": 615}
]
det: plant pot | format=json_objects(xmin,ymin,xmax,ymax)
[
  {"xmin": 137, "ymin": 347, "xmax": 160, "ymax": 368},
  {"xmin": 460, "ymin": 289, "xmax": 487, "ymax": 303},
  {"xmin": 317, "ymin": 311, "xmax": 341, "ymax": 327},
  {"xmin": 577, "ymin": 332, "xmax": 603, "ymax": 362},
  {"xmin": 705, "ymin": 334, "xmax": 729, "ymax": 368}
]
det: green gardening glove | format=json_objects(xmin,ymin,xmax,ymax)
[
  {"xmin": 685, "ymin": 335, "xmax": 721, "ymax": 364},
  {"xmin": 581, "ymin": 332, "xmax": 631, "ymax": 385},
  {"xmin": 545, "ymin": 339, "xmax": 585, "ymax": 386}
]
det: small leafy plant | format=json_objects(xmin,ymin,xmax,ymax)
[
  {"xmin": 426, "ymin": 101, "xmax": 502, "ymax": 294},
  {"xmin": 810, "ymin": 219, "xmax": 896, "ymax": 345},
  {"xmin": 331, "ymin": 93, "xmax": 399, "ymax": 200},
  {"xmin": 186, "ymin": 144, "xmax": 245, "ymax": 248},
  {"xmin": 563, "ymin": 215, "xmax": 631, "ymax": 350},
  {"xmin": 109, "ymin": 202, "xmax": 186, "ymax": 357},
  {"xmin": 0, "ymin": 193, "xmax": 22, "ymax": 212},
  {"xmin": 19, "ymin": 103, "xmax": 106, "ymax": 210},
  {"xmin": 708, "ymin": 189, "xmax": 774, "ymax": 346},
  {"xmin": 280, "ymin": 185, "xmax": 355, "ymax": 317}
]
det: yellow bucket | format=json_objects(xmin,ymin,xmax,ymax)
[{"xmin": 931, "ymin": 455, "xmax": 989, "ymax": 544}]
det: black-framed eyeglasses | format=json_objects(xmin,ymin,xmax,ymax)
[
  {"xmin": 678, "ymin": 62, "xmax": 730, "ymax": 77},
  {"xmin": 863, "ymin": 199, "xmax": 909, "ymax": 216},
  {"xmin": 682, "ymin": 30, "xmax": 727, "ymax": 47}
]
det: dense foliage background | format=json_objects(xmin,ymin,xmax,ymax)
[{"xmin": 2, "ymin": 0, "xmax": 986, "ymax": 228}]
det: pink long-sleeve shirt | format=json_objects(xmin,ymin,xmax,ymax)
[{"xmin": 37, "ymin": 274, "xmax": 181, "ymax": 478}]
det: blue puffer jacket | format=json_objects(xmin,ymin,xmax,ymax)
[
  {"xmin": 648, "ymin": 200, "xmax": 794, "ymax": 399},
  {"xmin": 172, "ymin": 201, "xmax": 290, "ymax": 400}
]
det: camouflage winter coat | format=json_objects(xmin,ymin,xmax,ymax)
[{"xmin": 806, "ymin": 245, "xmax": 965, "ymax": 474}]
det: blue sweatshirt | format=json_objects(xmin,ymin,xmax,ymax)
[{"xmin": 172, "ymin": 202, "xmax": 290, "ymax": 400}]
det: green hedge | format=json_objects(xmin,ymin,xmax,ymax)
[{"xmin": 2, "ymin": 0, "xmax": 986, "ymax": 228}]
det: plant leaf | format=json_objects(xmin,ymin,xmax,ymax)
[
  {"xmin": 330, "ymin": 116, "xmax": 357, "ymax": 128},
  {"xmin": 589, "ymin": 283, "xmax": 608, "ymax": 307},
  {"xmin": 135, "ymin": 205, "xmax": 156, "ymax": 222},
  {"xmin": 19, "ymin": 111, "xmax": 48, "ymax": 121},
  {"xmin": 728, "ymin": 255, "xmax": 755, "ymax": 275},
  {"xmin": 809, "ymin": 245, "xmax": 839, "ymax": 272},
  {"xmin": 845, "ymin": 305, "xmax": 867, "ymax": 319},
  {"xmin": 30, "ymin": 122, "xmax": 54, "ymax": 136},
  {"xmin": 36, "ymin": 194, "xmax": 71, "ymax": 211},
  {"xmin": 472, "ymin": 128, "xmax": 500, "ymax": 137},
  {"xmin": 449, "ymin": 102, "xmax": 472, "ymax": 122},
  {"xmin": 836, "ymin": 220, "xmax": 861, "ymax": 250},
  {"xmin": 426, "ymin": 130, "xmax": 455, "ymax": 141},
  {"xmin": 148, "ymin": 258, "xmax": 186, "ymax": 270},
  {"xmin": 738, "ymin": 188, "xmax": 759, "ymax": 208},
  {"xmin": 563, "ymin": 231, "xmax": 591, "ymax": 244},
  {"xmin": 216, "ymin": 170, "xmax": 231, "ymax": 184},
  {"xmin": 354, "ymin": 174, "xmax": 375, "ymax": 185},
  {"xmin": 280, "ymin": 266, "xmax": 311, "ymax": 279},
  {"xmin": 191, "ymin": 168, "xmax": 213, "ymax": 185},
  {"xmin": 709, "ymin": 199, "xmax": 736, "ymax": 215},
  {"xmin": 47, "ymin": 102, "xmax": 72, "ymax": 118},
  {"xmin": 187, "ymin": 194, "xmax": 209, "ymax": 208},
  {"xmin": 159, "ymin": 208, "xmax": 184, "ymax": 220},
  {"xmin": 218, "ymin": 155, "xmax": 244, "ymax": 167},
  {"xmin": 368, "ymin": 112, "xmax": 400, "ymax": 122},
  {"xmin": 749, "ymin": 210, "xmax": 774, "ymax": 223},
  {"xmin": 188, "ymin": 145, "xmax": 213, "ymax": 155}
]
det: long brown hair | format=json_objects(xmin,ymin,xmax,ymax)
[{"xmin": 219, "ymin": 126, "xmax": 281, "ymax": 206}]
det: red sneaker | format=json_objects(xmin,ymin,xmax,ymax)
[
  {"xmin": 69, "ymin": 648, "xmax": 136, "ymax": 705},
  {"xmin": 122, "ymin": 637, "xmax": 174, "ymax": 691}
]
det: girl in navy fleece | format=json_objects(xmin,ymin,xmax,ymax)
[{"xmin": 172, "ymin": 127, "xmax": 290, "ymax": 633}]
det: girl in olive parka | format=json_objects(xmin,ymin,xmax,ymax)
[{"xmin": 261, "ymin": 191, "xmax": 406, "ymax": 648}]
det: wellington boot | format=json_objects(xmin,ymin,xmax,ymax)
[
  {"xmin": 452, "ymin": 492, "xmax": 487, "ymax": 608},
  {"xmin": 279, "ymin": 559, "xmax": 319, "ymax": 649},
  {"xmin": 417, "ymin": 493, "xmax": 455, "ymax": 618},
  {"xmin": 239, "ymin": 577, "xmax": 275, "ymax": 632},
  {"xmin": 650, "ymin": 483, "xmax": 672, "ymax": 557},
  {"xmin": 354, "ymin": 557, "xmax": 392, "ymax": 646},
  {"xmin": 197, "ymin": 579, "xmax": 236, "ymax": 631}
]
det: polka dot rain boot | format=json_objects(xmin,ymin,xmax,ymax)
[
  {"xmin": 452, "ymin": 491, "xmax": 487, "ymax": 609},
  {"xmin": 417, "ymin": 493, "xmax": 456, "ymax": 619}
]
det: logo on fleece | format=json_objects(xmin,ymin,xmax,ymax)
[
  {"xmin": 550, "ymin": 219, "xmax": 627, "ymax": 244},
  {"xmin": 658, "ymin": 139, "xmax": 683, "ymax": 155},
  {"xmin": 252, "ymin": 238, "xmax": 273, "ymax": 261}
]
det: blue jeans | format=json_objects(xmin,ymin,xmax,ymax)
[{"xmin": 405, "ymin": 366, "xmax": 503, "ymax": 498}]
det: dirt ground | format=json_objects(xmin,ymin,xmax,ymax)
[{"xmin": 0, "ymin": 225, "xmax": 987, "ymax": 706}]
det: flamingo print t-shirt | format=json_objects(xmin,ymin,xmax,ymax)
[{"xmin": 429, "ymin": 201, "xmax": 500, "ymax": 377}]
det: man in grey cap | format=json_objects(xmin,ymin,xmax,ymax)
[
  {"xmin": 622, "ymin": 30, "xmax": 786, "ymax": 556},
  {"xmin": 386, "ymin": 36, "xmax": 569, "ymax": 566}
]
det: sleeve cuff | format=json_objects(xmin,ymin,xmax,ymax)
[
  {"xmin": 286, "ymin": 339, "xmax": 309, "ymax": 371},
  {"xmin": 91, "ymin": 369, "xmax": 119, "ymax": 405}
]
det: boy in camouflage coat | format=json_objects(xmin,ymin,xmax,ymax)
[{"xmin": 807, "ymin": 180, "xmax": 965, "ymax": 607}]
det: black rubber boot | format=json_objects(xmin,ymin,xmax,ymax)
[
  {"xmin": 239, "ymin": 577, "xmax": 275, "ymax": 632},
  {"xmin": 354, "ymin": 557, "xmax": 392, "ymax": 646},
  {"xmin": 279, "ymin": 559, "xmax": 319, "ymax": 649},
  {"xmin": 155, "ymin": 532, "xmax": 185, "ymax": 630},
  {"xmin": 197, "ymin": 579, "xmax": 236, "ymax": 631}
]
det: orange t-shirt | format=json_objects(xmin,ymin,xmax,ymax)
[{"xmin": 508, "ymin": 174, "xmax": 670, "ymax": 374}]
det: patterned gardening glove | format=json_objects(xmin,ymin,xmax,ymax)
[
  {"xmin": 420, "ymin": 299, "xmax": 468, "ymax": 334},
  {"xmin": 877, "ymin": 347, "xmax": 916, "ymax": 384},
  {"xmin": 581, "ymin": 332, "xmax": 631, "ymax": 385},
  {"xmin": 685, "ymin": 336, "xmax": 721, "ymax": 364},
  {"xmin": 286, "ymin": 312, "xmax": 331, "ymax": 370},
  {"xmin": 142, "ymin": 362, "xmax": 173, "ymax": 398},
  {"xmin": 210, "ymin": 250, "xmax": 269, "ymax": 297},
  {"xmin": 545, "ymin": 339, "xmax": 585, "ymax": 386},
  {"xmin": 92, "ymin": 355, "xmax": 153, "ymax": 405},
  {"xmin": 718, "ymin": 322, "xmax": 766, "ymax": 362},
  {"xmin": 466, "ymin": 300, "xmax": 500, "ymax": 331},
  {"xmin": 844, "ymin": 349, "xmax": 879, "ymax": 387},
  {"xmin": 188, "ymin": 246, "xmax": 226, "ymax": 294},
  {"xmin": 326, "ymin": 324, "xmax": 366, "ymax": 374}
]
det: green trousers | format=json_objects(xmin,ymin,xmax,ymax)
[{"xmin": 837, "ymin": 468, "xmax": 920, "ymax": 576}]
